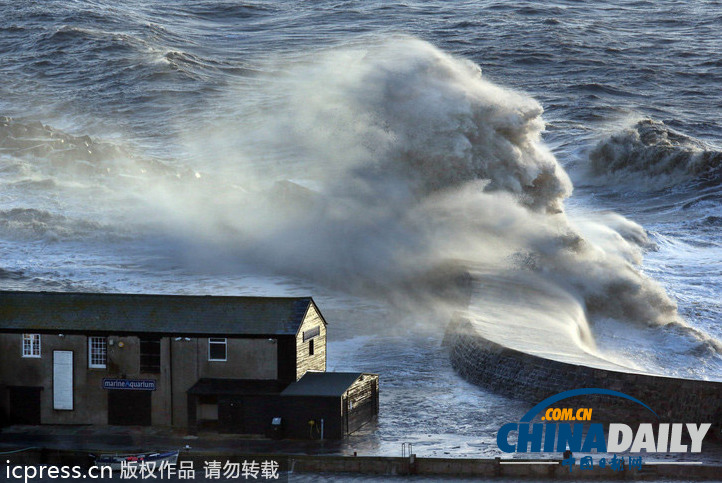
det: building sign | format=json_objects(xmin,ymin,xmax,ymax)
[{"xmin": 103, "ymin": 379, "xmax": 156, "ymax": 391}]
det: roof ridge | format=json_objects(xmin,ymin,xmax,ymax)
[
  {"xmin": 0, "ymin": 292, "xmax": 318, "ymax": 336},
  {"xmin": 0, "ymin": 290, "xmax": 312, "ymax": 300}
]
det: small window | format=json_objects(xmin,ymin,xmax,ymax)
[
  {"xmin": 140, "ymin": 337, "xmax": 161, "ymax": 373},
  {"xmin": 303, "ymin": 326, "xmax": 320, "ymax": 342},
  {"xmin": 208, "ymin": 338, "xmax": 227, "ymax": 361},
  {"xmin": 89, "ymin": 337, "xmax": 107, "ymax": 368},
  {"xmin": 309, "ymin": 339, "xmax": 314, "ymax": 356},
  {"xmin": 22, "ymin": 334, "xmax": 41, "ymax": 358}
]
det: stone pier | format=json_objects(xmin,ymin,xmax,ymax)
[{"xmin": 444, "ymin": 315, "xmax": 722, "ymax": 438}]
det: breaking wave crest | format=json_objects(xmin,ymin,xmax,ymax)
[
  {"xmin": 0, "ymin": 116, "xmax": 186, "ymax": 178},
  {"xmin": 588, "ymin": 119, "xmax": 722, "ymax": 187}
]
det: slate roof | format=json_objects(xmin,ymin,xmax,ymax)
[
  {"xmin": 0, "ymin": 291, "xmax": 315, "ymax": 336},
  {"xmin": 187, "ymin": 378, "xmax": 286, "ymax": 396},
  {"xmin": 281, "ymin": 372, "xmax": 372, "ymax": 397}
]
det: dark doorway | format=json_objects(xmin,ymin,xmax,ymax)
[
  {"xmin": 8, "ymin": 386, "xmax": 42, "ymax": 425},
  {"xmin": 108, "ymin": 390, "xmax": 152, "ymax": 426},
  {"xmin": 220, "ymin": 399, "xmax": 245, "ymax": 433}
]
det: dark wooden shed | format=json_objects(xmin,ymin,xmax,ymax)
[
  {"xmin": 186, "ymin": 373, "xmax": 379, "ymax": 439},
  {"xmin": 280, "ymin": 372, "xmax": 379, "ymax": 439}
]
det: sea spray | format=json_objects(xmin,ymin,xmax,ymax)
[
  {"xmin": 158, "ymin": 37, "xmax": 717, "ymax": 358},
  {"xmin": 3, "ymin": 37, "xmax": 719, "ymax": 367}
]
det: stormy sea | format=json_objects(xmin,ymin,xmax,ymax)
[{"xmin": 1, "ymin": 0, "xmax": 720, "ymax": 461}]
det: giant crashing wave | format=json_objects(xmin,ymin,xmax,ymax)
[
  {"xmin": 170, "ymin": 36, "xmax": 719, "ymax": 372},
  {"xmin": 1, "ymin": 36, "xmax": 720, "ymax": 375}
]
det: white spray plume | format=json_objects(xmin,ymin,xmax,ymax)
[
  {"xmin": 5, "ymin": 36, "xmax": 717, "ymax": 365},
  {"xmin": 162, "ymin": 37, "xmax": 683, "ymax": 334}
]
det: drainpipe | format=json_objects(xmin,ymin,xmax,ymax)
[
  {"xmin": 169, "ymin": 337, "xmax": 174, "ymax": 426},
  {"xmin": 320, "ymin": 418, "xmax": 324, "ymax": 440}
]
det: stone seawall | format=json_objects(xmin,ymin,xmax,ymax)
[{"xmin": 444, "ymin": 316, "xmax": 722, "ymax": 437}]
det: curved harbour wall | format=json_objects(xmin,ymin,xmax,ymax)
[{"xmin": 444, "ymin": 316, "xmax": 722, "ymax": 437}]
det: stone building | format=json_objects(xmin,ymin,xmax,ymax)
[{"xmin": 0, "ymin": 291, "xmax": 378, "ymax": 439}]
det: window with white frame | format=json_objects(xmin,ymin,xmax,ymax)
[
  {"xmin": 22, "ymin": 333, "xmax": 41, "ymax": 358},
  {"xmin": 208, "ymin": 338, "xmax": 227, "ymax": 361},
  {"xmin": 88, "ymin": 337, "xmax": 107, "ymax": 368}
]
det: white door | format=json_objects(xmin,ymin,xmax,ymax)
[{"xmin": 53, "ymin": 350, "xmax": 73, "ymax": 410}]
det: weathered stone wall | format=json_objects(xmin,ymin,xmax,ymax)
[{"xmin": 445, "ymin": 316, "xmax": 722, "ymax": 437}]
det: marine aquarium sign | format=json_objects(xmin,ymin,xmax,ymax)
[
  {"xmin": 103, "ymin": 378, "xmax": 156, "ymax": 391},
  {"xmin": 496, "ymin": 388, "xmax": 711, "ymax": 471}
]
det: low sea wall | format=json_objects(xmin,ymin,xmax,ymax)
[
  {"xmin": 444, "ymin": 316, "xmax": 722, "ymax": 432},
  {"xmin": 288, "ymin": 454, "xmax": 722, "ymax": 479}
]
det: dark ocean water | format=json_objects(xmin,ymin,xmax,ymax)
[
  {"xmin": 2, "ymin": 1, "xmax": 721, "ymax": 148},
  {"xmin": 1, "ymin": 0, "xmax": 720, "ymax": 461}
]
